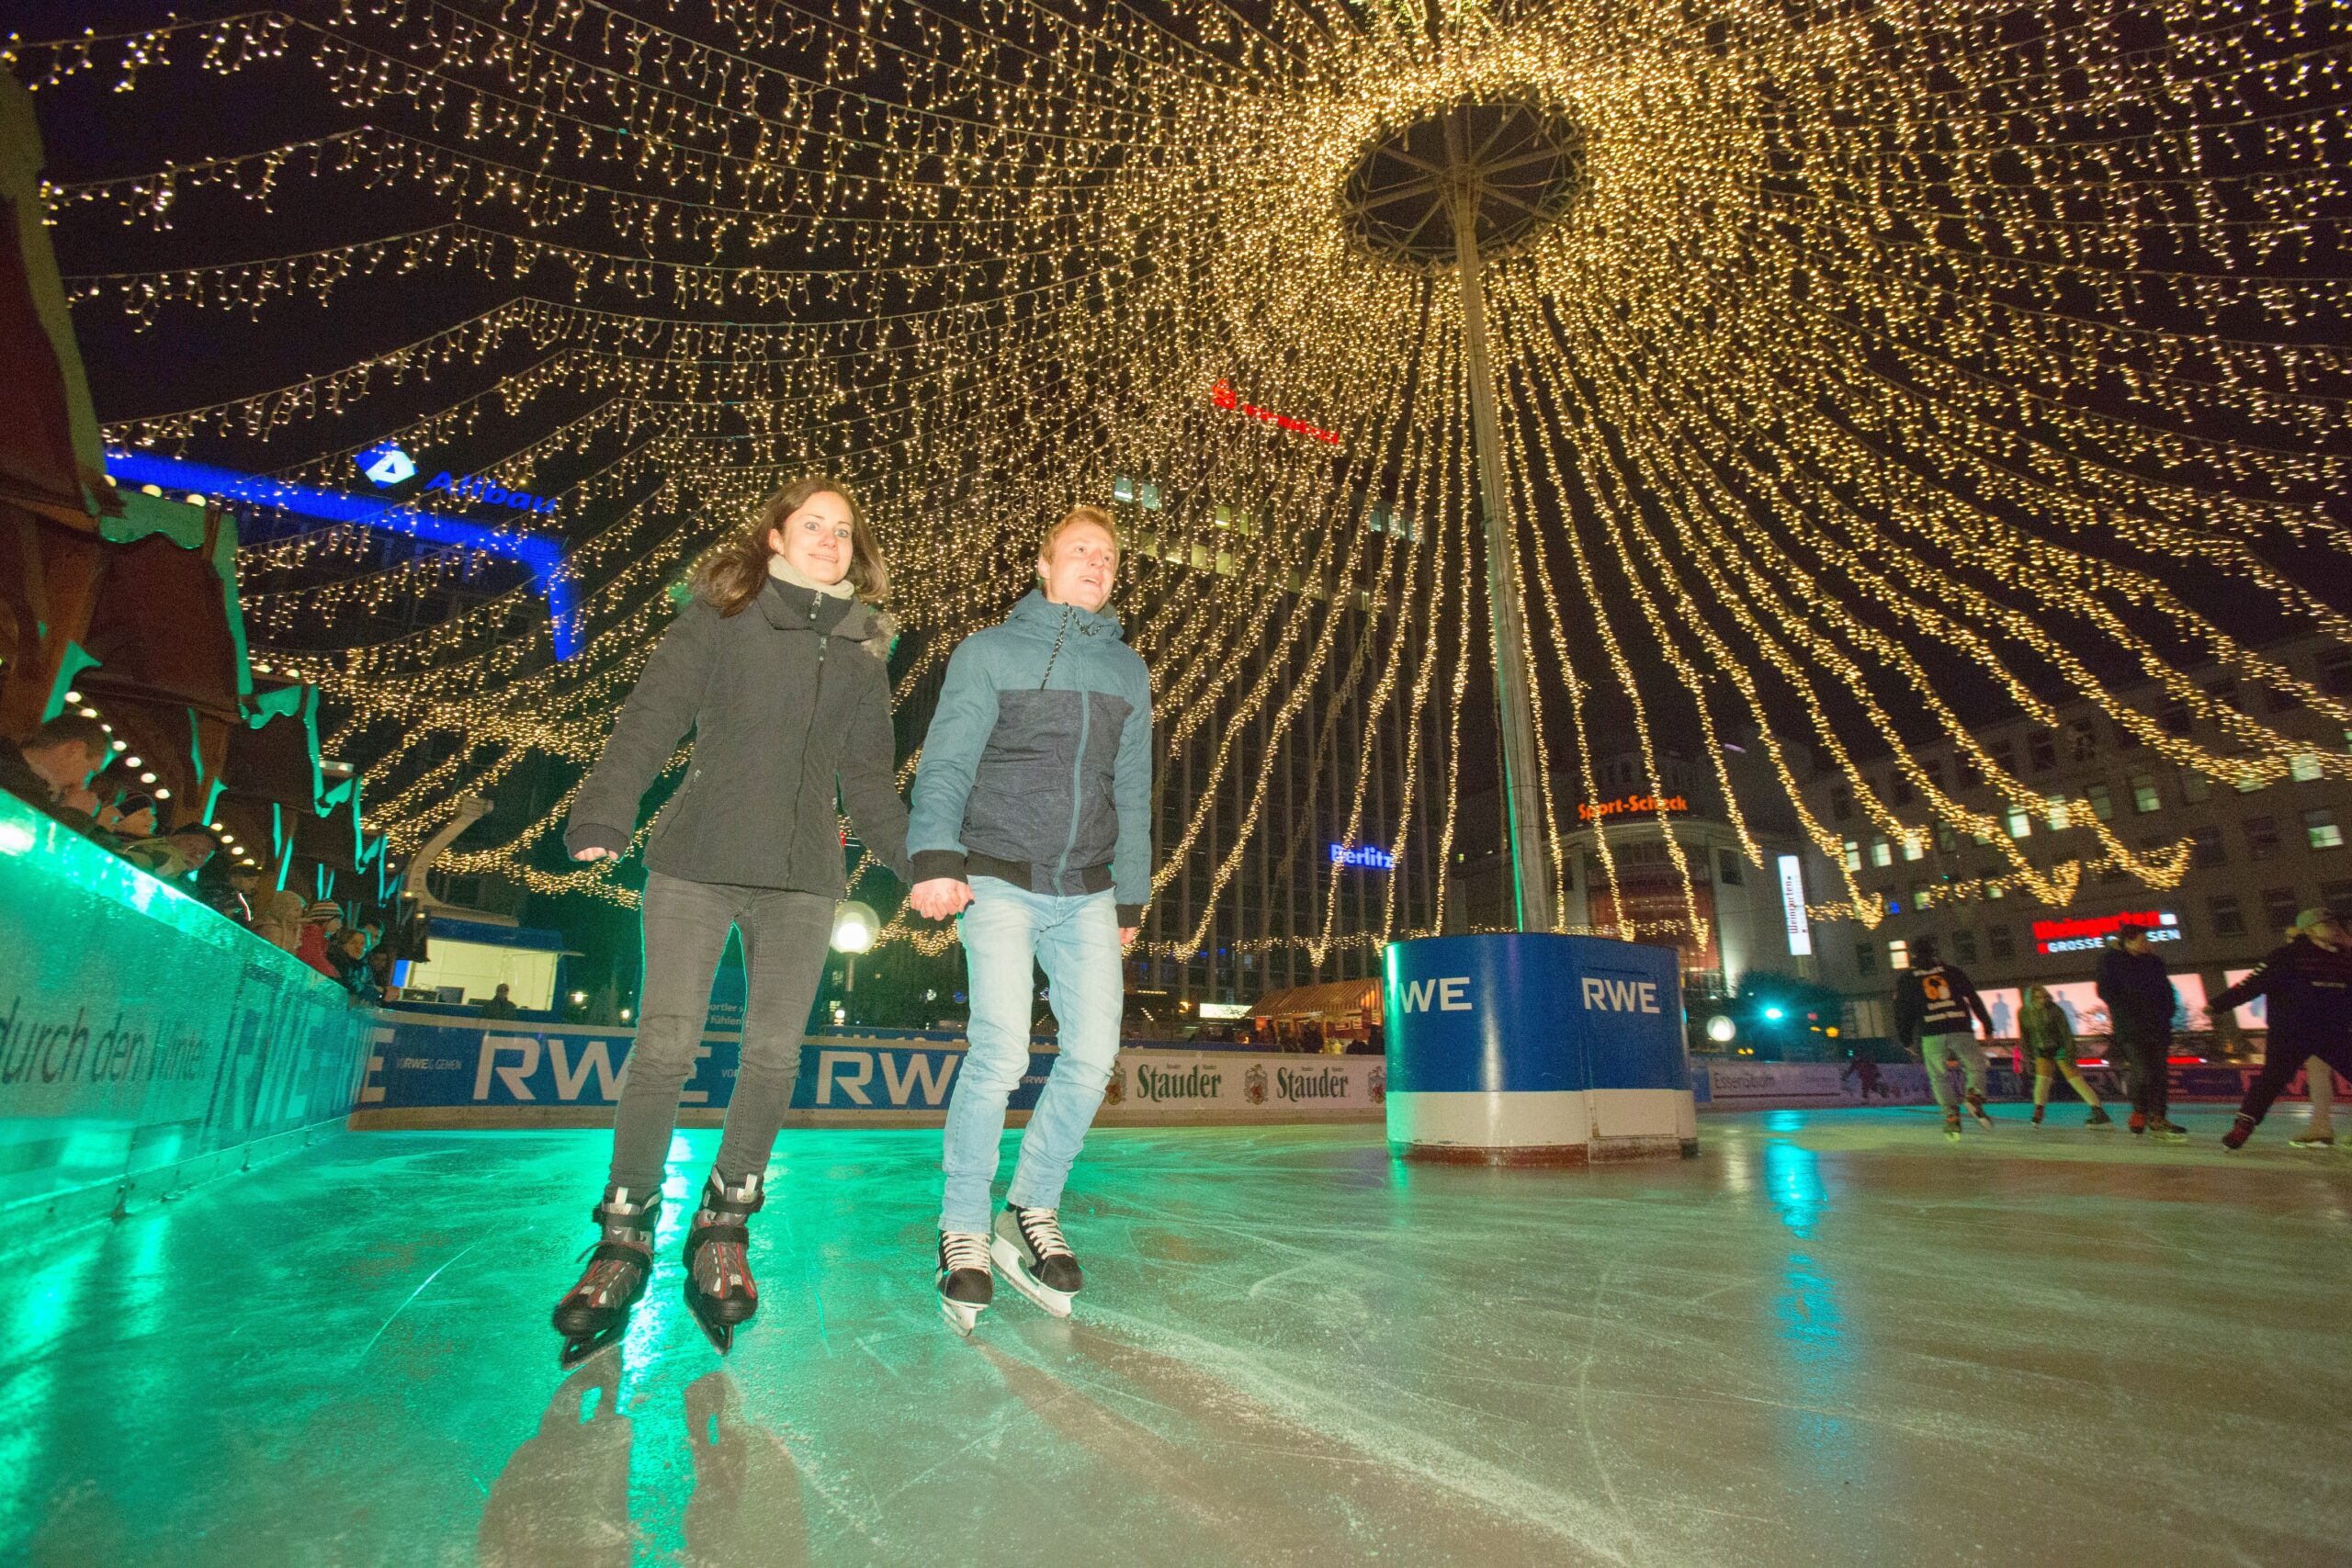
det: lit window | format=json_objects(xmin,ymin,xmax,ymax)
[
  {"xmin": 1902, "ymin": 833, "xmax": 1924, "ymax": 862},
  {"xmin": 1114, "ymin": 475, "xmax": 1135, "ymax": 503},
  {"xmin": 2087, "ymin": 783, "xmax": 2114, "ymax": 820},
  {"xmin": 1888, "ymin": 939, "xmax": 1910, "ymax": 970},
  {"xmin": 2131, "ymin": 773, "xmax": 2161, "ymax": 813},
  {"xmin": 2234, "ymin": 771, "xmax": 2263, "ymax": 794},
  {"xmin": 2290, "ymin": 753, "xmax": 2324, "ymax": 784},
  {"xmin": 1871, "ymin": 838, "xmax": 1893, "ymax": 868},
  {"xmin": 2044, "ymin": 795, "xmax": 2071, "ymax": 829},
  {"xmin": 2006, "ymin": 807, "xmax": 2032, "ymax": 839},
  {"xmin": 1985, "ymin": 879, "xmax": 2006, "ymax": 901},
  {"xmin": 1842, "ymin": 839, "xmax": 1862, "ymax": 871},
  {"xmin": 2311, "ymin": 809, "xmax": 2345, "ymax": 852}
]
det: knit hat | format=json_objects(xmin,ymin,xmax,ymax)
[{"xmin": 2290, "ymin": 908, "xmax": 2343, "ymax": 936}]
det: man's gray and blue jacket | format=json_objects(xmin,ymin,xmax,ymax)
[{"xmin": 909, "ymin": 590, "xmax": 1154, "ymax": 925}]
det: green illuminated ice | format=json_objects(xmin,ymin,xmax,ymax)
[{"xmin": 2, "ymin": 1112, "xmax": 2346, "ymax": 1566}]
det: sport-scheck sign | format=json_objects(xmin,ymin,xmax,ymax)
[{"xmin": 1576, "ymin": 793, "xmax": 1690, "ymax": 822}]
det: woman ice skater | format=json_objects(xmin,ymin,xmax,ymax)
[
  {"xmin": 551, "ymin": 479, "xmax": 910, "ymax": 1363},
  {"xmin": 2018, "ymin": 984, "xmax": 2112, "ymax": 1128}
]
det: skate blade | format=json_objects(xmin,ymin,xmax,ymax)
[
  {"xmin": 989, "ymin": 1236, "xmax": 1074, "ymax": 1318},
  {"xmin": 940, "ymin": 1296, "xmax": 986, "ymax": 1336},
  {"xmin": 558, "ymin": 1325, "xmax": 625, "ymax": 1370}
]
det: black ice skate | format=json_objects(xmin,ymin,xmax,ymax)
[
  {"xmin": 1966, "ymin": 1091, "xmax": 1996, "ymax": 1132},
  {"xmin": 937, "ymin": 1231, "xmax": 993, "ymax": 1336},
  {"xmin": 2086, "ymin": 1106, "xmax": 2115, "ymax": 1128},
  {"xmin": 682, "ymin": 1170, "xmax": 764, "ymax": 1354},
  {"xmin": 552, "ymin": 1185, "xmax": 662, "ymax": 1368},
  {"xmin": 990, "ymin": 1204, "xmax": 1081, "ymax": 1318}
]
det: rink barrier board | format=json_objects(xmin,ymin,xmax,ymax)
[
  {"xmin": 1688, "ymin": 1059, "xmax": 2333, "ymax": 1108},
  {"xmin": 345, "ymin": 1010, "xmax": 1385, "ymax": 1130},
  {"xmin": 1383, "ymin": 934, "xmax": 1698, "ymax": 1161},
  {"xmin": 0, "ymin": 794, "xmax": 376, "ymax": 1249}
]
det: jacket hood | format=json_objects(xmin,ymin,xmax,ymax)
[{"xmin": 1009, "ymin": 587, "xmax": 1125, "ymax": 642}]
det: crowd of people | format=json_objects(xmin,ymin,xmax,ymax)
[
  {"xmin": 1894, "ymin": 909, "xmax": 2351, "ymax": 1149},
  {"xmin": 2, "ymin": 711, "xmax": 386, "ymax": 1002}
]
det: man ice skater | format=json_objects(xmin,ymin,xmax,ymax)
[
  {"xmin": 908, "ymin": 505, "xmax": 1152, "ymax": 1331},
  {"xmin": 1894, "ymin": 936, "xmax": 1996, "ymax": 1140},
  {"xmin": 2098, "ymin": 922, "xmax": 2188, "ymax": 1140},
  {"xmin": 2216, "ymin": 908, "xmax": 2352, "ymax": 1151}
]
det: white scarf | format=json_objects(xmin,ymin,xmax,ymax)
[{"xmin": 768, "ymin": 553, "xmax": 856, "ymax": 599}]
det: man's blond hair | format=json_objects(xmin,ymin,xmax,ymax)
[{"xmin": 1039, "ymin": 504, "xmax": 1118, "ymax": 563}]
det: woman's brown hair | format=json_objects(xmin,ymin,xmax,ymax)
[{"xmin": 695, "ymin": 477, "xmax": 888, "ymax": 615}]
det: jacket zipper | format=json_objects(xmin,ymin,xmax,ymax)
[{"xmin": 790, "ymin": 589, "xmax": 831, "ymax": 886}]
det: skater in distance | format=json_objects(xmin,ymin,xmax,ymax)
[
  {"xmin": 552, "ymin": 478, "xmax": 911, "ymax": 1364},
  {"xmin": 2216, "ymin": 908, "xmax": 2352, "ymax": 1151},
  {"xmin": 1892, "ymin": 935, "xmax": 1997, "ymax": 1141},
  {"xmin": 2018, "ymin": 984, "xmax": 2113, "ymax": 1130},
  {"xmin": 2097, "ymin": 923, "xmax": 2189, "ymax": 1140},
  {"xmin": 908, "ymin": 505, "xmax": 1154, "ymax": 1333}
]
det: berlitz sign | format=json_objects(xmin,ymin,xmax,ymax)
[{"xmin": 1576, "ymin": 793, "xmax": 1690, "ymax": 822}]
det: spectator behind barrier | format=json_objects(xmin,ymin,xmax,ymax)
[
  {"xmin": 120, "ymin": 821, "xmax": 221, "ymax": 884},
  {"xmin": 0, "ymin": 714, "xmax": 110, "ymax": 831},
  {"xmin": 199, "ymin": 859, "xmax": 263, "ymax": 928},
  {"xmin": 478, "ymin": 982, "xmax": 522, "ymax": 1020},
  {"xmin": 254, "ymin": 889, "xmax": 308, "ymax": 953},
  {"xmin": 295, "ymin": 901, "xmax": 344, "ymax": 978},
  {"xmin": 96, "ymin": 790, "xmax": 158, "ymax": 840},
  {"xmin": 329, "ymin": 925, "xmax": 379, "ymax": 1003}
]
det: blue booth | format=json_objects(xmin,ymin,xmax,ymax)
[{"xmin": 1383, "ymin": 933, "xmax": 1697, "ymax": 1163}]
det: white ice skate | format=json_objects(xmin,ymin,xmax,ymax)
[
  {"xmin": 989, "ymin": 1205, "xmax": 1080, "ymax": 1319},
  {"xmin": 937, "ymin": 1232, "xmax": 992, "ymax": 1336}
]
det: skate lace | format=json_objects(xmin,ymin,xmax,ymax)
[
  {"xmin": 942, "ymin": 1232, "xmax": 990, "ymax": 1273},
  {"xmin": 1017, "ymin": 1208, "xmax": 1071, "ymax": 1259}
]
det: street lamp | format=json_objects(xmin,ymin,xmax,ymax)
[
  {"xmin": 1705, "ymin": 1014, "xmax": 1736, "ymax": 1044},
  {"xmin": 831, "ymin": 899, "xmax": 879, "ymax": 1021}
]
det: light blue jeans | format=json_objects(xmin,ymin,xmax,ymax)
[{"xmin": 939, "ymin": 876, "xmax": 1124, "ymax": 1233}]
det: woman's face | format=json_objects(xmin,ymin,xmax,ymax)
[
  {"xmin": 2026, "ymin": 987, "xmax": 2048, "ymax": 1007},
  {"xmin": 768, "ymin": 491, "xmax": 856, "ymax": 587}
]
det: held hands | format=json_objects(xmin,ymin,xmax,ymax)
[
  {"xmin": 910, "ymin": 877, "xmax": 974, "ymax": 920},
  {"xmin": 571, "ymin": 846, "xmax": 614, "ymax": 862}
]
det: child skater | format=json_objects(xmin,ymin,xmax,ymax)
[{"xmin": 551, "ymin": 479, "xmax": 910, "ymax": 1361}]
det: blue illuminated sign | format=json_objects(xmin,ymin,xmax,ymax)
[
  {"xmin": 1330, "ymin": 843, "xmax": 1396, "ymax": 870},
  {"xmin": 357, "ymin": 443, "xmax": 416, "ymax": 487},
  {"xmin": 105, "ymin": 449, "xmax": 580, "ymax": 660}
]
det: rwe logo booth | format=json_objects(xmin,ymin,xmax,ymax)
[{"xmin": 1384, "ymin": 933, "xmax": 1697, "ymax": 1164}]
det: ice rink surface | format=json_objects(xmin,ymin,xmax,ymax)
[{"xmin": 3, "ymin": 1107, "xmax": 2347, "ymax": 1567}]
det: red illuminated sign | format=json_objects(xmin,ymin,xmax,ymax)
[
  {"xmin": 2031, "ymin": 910, "xmax": 2180, "ymax": 954},
  {"xmin": 1577, "ymin": 794, "xmax": 1690, "ymax": 823},
  {"xmin": 1211, "ymin": 380, "xmax": 1340, "ymax": 445}
]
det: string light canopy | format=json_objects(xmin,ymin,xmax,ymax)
[{"xmin": 14, "ymin": 0, "xmax": 2348, "ymax": 964}]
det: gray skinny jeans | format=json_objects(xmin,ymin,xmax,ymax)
[{"xmin": 608, "ymin": 870, "xmax": 832, "ymax": 1192}]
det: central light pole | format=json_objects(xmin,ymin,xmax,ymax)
[{"xmin": 1445, "ymin": 110, "xmax": 1555, "ymax": 933}]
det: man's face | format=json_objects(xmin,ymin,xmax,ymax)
[
  {"xmin": 27, "ymin": 741, "xmax": 104, "ymax": 795},
  {"xmin": 2120, "ymin": 931, "xmax": 2148, "ymax": 955},
  {"xmin": 229, "ymin": 867, "xmax": 260, "ymax": 891},
  {"xmin": 1038, "ymin": 521, "xmax": 1119, "ymax": 614},
  {"xmin": 174, "ymin": 835, "xmax": 217, "ymax": 868}
]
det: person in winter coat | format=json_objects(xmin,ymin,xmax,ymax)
[
  {"xmin": 2018, "ymin": 983, "xmax": 2111, "ymax": 1128},
  {"xmin": 552, "ymin": 478, "xmax": 911, "ymax": 1359},
  {"xmin": 2096, "ymin": 924, "xmax": 2187, "ymax": 1139},
  {"xmin": 908, "ymin": 504, "xmax": 1153, "ymax": 1332},
  {"xmin": 1893, "ymin": 935, "xmax": 1997, "ymax": 1140},
  {"xmin": 2217, "ymin": 908, "xmax": 2352, "ymax": 1150}
]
